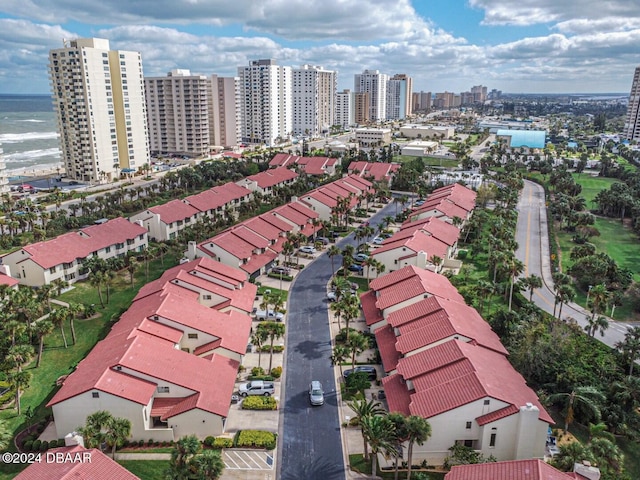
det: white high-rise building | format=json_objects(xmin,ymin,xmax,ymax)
[
  {"xmin": 0, "ymin": 147, "xmax": 8, "ymax": 194},
  {"xmin": 145, "ymin": 69, "xmax": 210, "ymax": 157},
  {"xmin": 386, "ymin": 74, "xmax": 413, "ymax": 120},
  {"xmin": 624, "ymin": 66, "xmax": 640, "ymax": 141},
  {"xmin": 335, "ymin": 89, "xmax": 354, "ymax": 128},
  {"xmin": 354, "ymin": 69, "xmax": 388, "ymax": 122},
  {"xmin": 292, "ymin": 65, "xmax": 337, "ymax": 137},
  {"xmin": 238, "ymin": 59, "xmax": 292, "ymax": 146},
  {"xmin": 48, "ymin": 38, "xmax": 149, "ymax": 183},
  {"xmin": 209, "ymin": 75, "xmax": 241, "ymax": 148}
]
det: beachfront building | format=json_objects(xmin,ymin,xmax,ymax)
[
  {"xmin": 209, "ymin": 75, "xmax": 241, "ymax": 148},
  {"xmin": 0, "ymin": 148, "xmax": 8, "ymax": 194},
  {"xmin": 354, "ymin": 69, "xmax": 388, "ymax": 122},
  {"xmin": 145, "ymin": 69, "xmax": 210, "ymax": 158},
  {"xmin": 386, "ymin": 74, "xmax": 412, "ymax": 120},
  {"xmin": 412, "ymin": 91, "xmax": 432, "ymax": 113},
  {"xmin": 238, "ymin": 59, "xmax": 292, "ymax": 146},
  {"xmin": 623, "ymin": 66, "xmax": 640, "ymax": 141},
  {"xmin": 1, "ymin": 217, "xmax": 148, "ymax": 287},
  {"xmin": 48, "ymin": 38, "xmax": 149, "ymax": 183},
  {"xmin": 292, "ymin": 65, "xmax": 337, "ymax": 137}
]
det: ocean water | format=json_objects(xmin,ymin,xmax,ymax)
[{"xmin": 0, "ymin": 94, "xmax": 61, "ymax": 175}]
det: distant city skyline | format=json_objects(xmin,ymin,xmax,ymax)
[{"xmin": 1, "ymin": 0, "xmax": 639, "ymax": 95}]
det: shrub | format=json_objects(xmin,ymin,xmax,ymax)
[
  {"xmin": 267, "ymin": 272, "xmax": 293, "ymax": 281},
  {"xmin": 138, "ymin": 439, "xmax": 145, "ymax": 447},
  {"xmin": 348, "ymin": 417, "xmax": 360, "ymax": 427},
  {"xmin": 251, "ymin": 366, "xmax": 265, "ymax": 377},
  {"xmin": 40, "ymin": 441, "xmax": 49, "ymax": 452},
  {"xmin": 23, "ymin": 440, "xmax": 33, "ymax": 451},
  {"xmin": 148, "ymin": 439, "xmax": 154, "ymax": 446},
  {"xmin": 204, "ymin": 436, "xmax": 216, "ymax": 447},
  {"xmin": 32, "ymin": 440, "xmax": 41, "ymax": 451},
  {"xmin": 213, "ymin": 437, "xmax": 233, "ymax": 449},
  {"xmin": 457, "ymin": 249, "xmax": 468, "ymax": 260},
  {"xmin": 242, "ymin": 396, "xmax": 277, "ymax": 410},
  {"xmin": 259, "ymin": 345, "xmax": 284, "ymax": 353},
  {"xmin": 270, "ymin": 366, "xmax": 282, "ymax": 379},
  {"xmin": 247, "ymin": 375, "xmax": 274, "ymax": 381},
  {"xmin": 234, "ymin": 430, "xmax": 277, "ymax": 450},
  {"xmin": 36, "ymin": 424, "xmax": 45, "ymax": 434}
]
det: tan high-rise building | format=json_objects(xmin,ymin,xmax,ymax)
[
  {"xmin": 209, "ymin": 75, "xmax": 240, "ymax": 148},
  {"xmin": 412, "ymin": 91, "xmax": 432, "ymax": 112},
  {"xmin": 145, "ymin": 69, "xmax": 210, "ymax": 157},
  {"xmin": 354, "ymin": 69, "xmax": 388, "ymax": 122},
  {"xmin": 386, "ymin": 74, "xmax": 413, "ymax": 120},
  {"xmin": 354, "ymin": 92, "xmax": 371, "ymax": 125},
  {"xmin": 624, "ymin": 66, "xmax": 640, "ymax": 141},
  {"xmin": 48, "ymin": 38, "xmax": 149, "ymax": 182},
  {"xmin": 471, "ymin": 85, "xmax": 488, "ymax": 103},
  {"xmin": 292, "ymin": 65, "xmax": 337, "ymax": 137}
]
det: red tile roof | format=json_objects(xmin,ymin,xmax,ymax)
[
  {"xmin": 399, "ymin": 216, "xmax": 460, "ymax": 246},
  {"xmin": 444, "ymin": 459, "xmax": 576, "ymax": 480},
  {"xmin": 348, "ymin": 161, "xmax": 401, "ymax": 181},
  {"xmin": 269, "ymin": 152, "xmax": 297, "ymax": 167},
  {"xmin": 369, "ymin": 266, "xmax": 464, "ymax": 310},
  {"xmin": 411, "ymin": 198, "xmax": 470, "ymax": 221},
  {"xmin": 382, "ymin": 373, "xmax": 411, "ymax": 416},
  {"xmin": 390, "ymin": 340, "xmax": 552, "ymax": 423},
  {"xmin": 16, "ymin": 218, "xmax": 146, "ymax": 269},
  {"xmin": 374, "ymin": 324, "xmax": 402, "ymax": 373},
  {"xmin": 14, "ymin": 445, "xmax": 140, "ymax": 480},
  {"xmin": 246, "ymin": 167, "xmax": 298, "ymax": 188},
  {"xmin": 371, "ymin": 230, "xmax": 449, "ymax": 260},
  {"xmin": 147, "ymin": 199, "xmax": 200, "ymax": 224},
  {"xmin": 431, "ymin": 183, "xmax": 477, "ymax": 211},
  {"xmin": 0, "ymin": 273, "xmax": 18, "ymax": 287},
  {"xmin": 360, "ymin": 290, "xmax": 384, "ymax": 327},
  {"xmin": 243, "ymin": 216, "xmax": 287, "ymax": 243},
  {"xmin": 185, "ymin": 182, "xmax": 251, "ymax": 213}
]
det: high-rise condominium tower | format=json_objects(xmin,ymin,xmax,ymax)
[
  {"xmin": 386, "ymin": 74, "xmax": 413, "ymax": 120},
  {"xmin": 624, "ymin": 66, "xmax": 640, "ymax": 141},
  {"xmin": 292, "ymin": 65, "xmax": 337, "ymax": 137},
  {"xmin": 209, "ymin": 75, "xmax": 241, "ymax": 148},
  {"xmin": 145, "ymin": 69, "xmax": 210, "ymax": 157},
  {"xmin": 48, "ymin": 38, "xmax": 149, "ymax": 182},
  {"xmin": 238, "ymin": 59, "xmax": 292, "ymax": 146},
  {"xmin": 335, "ymin": 89, "xmax": 354, "ymax": 128},
  {"xmin": 354, "ymin": 69, "xmax": 388, "ymax": 122}
]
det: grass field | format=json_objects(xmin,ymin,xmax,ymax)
[
  {"xmin": 572, "ymin": 173, "xmax": 620, "ymax": 206},
  {"xmin": 0, "ymin": 254, "xmax": 179, "ymax": 479},
  {"xmin": 118, "ymin": 460, "xmax": 171, "ymax": 479}
]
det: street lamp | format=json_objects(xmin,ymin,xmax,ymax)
[{"xmin": 585, "ymin": 285, "xmax": 593, "ymax": 310}]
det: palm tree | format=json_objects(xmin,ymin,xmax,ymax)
[
  {"xmin": 347, "ymin": 398, "xmax": 385, "ymax": 461},
  {"xmin": 556, "ymin": 284, "xmax": 576, "ymax": 320},
  {"xmin": 361, "ymin": 415, "xmax": 397, "ymax": 477},
  {"xmin": 405, "ymin": 415, "xmax": 431, "ymax": 480},
  {"xmin": 548, "ymin": 386, "xmax": 605, "ymax": 433},
  {"xmin": 190, "ymin": 449, "xmax": 225, "ymax": 479},
  {"xmin": 330, "ymin": 344, "xmax": 349, "ymax": 378},
  {"xmin": 34, "ymin": 319, "xmax": 54, "ymax": 368},
  {"xmin": 584, "ymin": 315, "xmax": 609, "ymax": 338},
  {"xmin": 156, "ymin": 242, "xmax": 170, "ymax": 266},
  {"xmin": 263, "ymin": 321, "xmax": 285, "ymax": 373},
  {"xmin": 522, "ymin": 274, "xmax": 542, "ymax": 302},
  {"xmin": 551, "ymin": 441, "xmax": 594, "ymax": 472},
  {"xmin": 166, "ymin": 434, "xmax": 201, "ymax": 479},
  {"xmin": 506, "ymin": 257, "xmax": 524, "ymax": 311},
  {"xmin": 104, "ymin": 416, "xmax": 131, "ymax": 459},
  {"xmin": 341, "ymin": 295, "xmax": 360, "ymax": 341},
  {"xmin": 251, "ymin": 326, "xmax": 269, "ymax": 369},
  {"xmin": 127, "ymin": 256, "xmax": 138, "ymax": 287},
  {"xmin": 0, "ymin": 419, "xmax": 11, "ymax": 451},
  {"xmin": 616, "ymin": 326, "xmax": 640, "ymax": 376},
  {"xmin": 89, "ymin": 270, "xmax": 106, "ymax": 308},
  {"xmin": 7, "ymin": 370, "xmax": 31, "ymax": 416},
  {"xmin": 49, "ymin": 308, "xmax": 69, "ymax": 349},
  {"xmin": 346, "ymin": 332, "xmax": 369, "ymax": 370}
]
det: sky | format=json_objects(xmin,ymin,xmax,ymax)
[{"xmin": 0, "ymin": 0, "xmax": 639, "ymax": 95}]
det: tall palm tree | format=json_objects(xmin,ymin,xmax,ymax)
[
  {"xmin": 251, "ymin": 326, "xmax": 269, "ymax": 370},
  {"xmin": 263, "ymin": 321, "xmax": 285, "ymax": 373},
  {"xmin": 588, "ymin": 283, "xmax": 609, "ymax": 322},
  {"xmin": 556, "ymin": 284, "xmax": 576, "ymax": 320},
  {"xmin": 191, "ymin": 449, "xmax": 225, "ymax": 479},
  {"xmin": 341, "ymin": 295, "xmax": 361, "ymax": 341},
  {"xmin": 49, "ymin": 308, "xmax": 69, "ymax": 349},
  {"xmin": 347, "ymin": 398, "xmax": 385, "ymax": 461},
  {"xmin": 584, "ymin": 315, "xmax": 609, "ymax": 338},
  {"xmin": 548, "ymin": 386, "xmax": 605, "ymax": 433},
  {"xmin": 405, "ymin": 416, "xmax": 431, "ymax": 480},
  {"xmin": 346, "ymin": 332, "xmax": 369, "ymax": 370},
  {"xmin": 104, "ymin": 416, "xmax": 132, "ymax": 459},
  {"xmin": 522, "ymin": 274, "xmax": 542, "ymax": 302},
  {"xmin": 506, "ymin": 257, "xmax": 524, "ymax": 311},
  {"xmin": 167, "ymin": 434, "xmax": 201, "ymax": 479},
  {"xmin": 330, "ymin": 344, "xmax": 349, "ymax": 379},
  {"xmin": 34, "ymin": 319, "xmax": 54, "ymax": 368},
  {"xmin": 616, "ymin": 326, "xmax": 640, "ymax": 376},
  {"xmin": 361, "ymin": 415, "xmax": 397, "ymax": 477}
]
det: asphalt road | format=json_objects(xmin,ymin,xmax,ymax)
[
  {"xmin": 515, "ymin": 179, "xmax": 631, "ymax": 348},
  {"xmin": 277, "ymin": 200, "xmax": 397, "ymax": 480}
]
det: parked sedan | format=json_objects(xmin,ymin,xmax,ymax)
[
  {"xmin": 353, "ymin": 253, "xmax": 369, "ymax": 263},
  {"xmin": 347, "ymin": 264, "xmax": 364, "ymax": 273},
  {"xmin": 271, "ymin": 266, "xmax": 291, "ymax": 275},
  {"xmin": 343, "ymin": 366, "xmax": 378, "ymax": 381},
  {"xmin": 372, "ymin": 237, "xmax": 384, "ymax": 245},
  {"xmin": 299, "ymin": 245, "xmax": 317, "ymax": 254}
]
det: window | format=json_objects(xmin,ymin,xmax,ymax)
[
  {"xmin": 483, "ymin": 399, "xmax": 490, "ymax": 405},
  {"xmin": 203, "ymin": 295, "xmax": 212, "ymax": 300},
  {"xmin": 92, "ymin": 392, "xmax": 99, "ymax": 398},
  {"xmin": 188, "ymin": 333, "xmax": 198, "ymax": 339},
  {"xmin": 465, "ymin": 422, "xmax": 472, "ymax": 429},
  {"xmin": 49, "ymin": 266, "xmax": 57, "ymax": 273},
  {"xmin": 105, "ymin": 246, "xmax": 111, "ymax": 253},
  {"xmin": 157, "ymin": 386, "xmax": 170, "ymax": 394},
  {"xmin": 490, "ymin": 433, "xmax": 497, "ymax": 447}
]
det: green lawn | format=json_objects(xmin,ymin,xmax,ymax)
[
  {"xmin": 572, "ymin": 174, "xmax": 619, "ymax": 206},
  {"xmin": 349, "ymin": 454, "xmax": 445, "ymax": 479},
  {"xmin": 118, "ymin": 460, "xmax": 171, "ymax": 479},
  {"xmin": 0, "ymin": 254, "xmax": 179, "ymax": 479}
]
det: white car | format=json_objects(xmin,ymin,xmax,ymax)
[
  {"xmin": 299, "ymin": 245, "xmax": 317, "ymax": 254},
  {"xmin": 372, "ymin": 237, "xmax": 384, "ymax": 245}
]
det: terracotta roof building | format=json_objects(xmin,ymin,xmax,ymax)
[{"xmin": 444, "ymin": 459, "xmax": 581, "ymax": 480}]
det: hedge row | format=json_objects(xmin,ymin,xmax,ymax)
[
  {"xmin": 234, "ymin": 430, "xmax": 277, "ymax": 450},
  {"xmin": 22, "ymin": 439, "xmax": 67, "ymax": 452},
  {"xmin": 242, "ymin": 396, "xmax": 277, "ymax": 410},
  {"xmin": 203, "ymin": 436, "xmax": 233, "ymax": 449}
]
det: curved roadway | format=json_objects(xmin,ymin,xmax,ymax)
[
  {"xmin": 277, "ymin": 201, "xmax": 397, "ymax": 480},
  {"xmin": 515, "ymin": 179, "xmax": 631, "ymax": 348}
]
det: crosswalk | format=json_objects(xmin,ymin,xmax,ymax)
[{"xmin": 222, "ymin": 449, "xmax": 274, "ymax": 471}]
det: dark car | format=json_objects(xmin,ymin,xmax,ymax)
[
  {"xmin": 271, "ymin": 266, "xmax": 291, "ymax": 275},
  {"xmin": 316, "ymin": 236, "xmax": 330, "ymax": 245},
  {"xmin": 343, "ymin": 366, "xmax": 378, "ymax": 381},
  {"xmin": 347, "ymin": 264, "xmax": 364, "ymax": 273}
]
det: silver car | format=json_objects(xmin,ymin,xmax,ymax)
[{"xmin": 309, "ymin": 380, "xmax": 324, "ymax": 406}]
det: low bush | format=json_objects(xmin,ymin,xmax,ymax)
[
  {"xmin": 138, "ymin": 439, "xmax": 145, "ymax": 447},
  {"xmin": 251, "ymin": 366, "xmax": 265, "ymax": 377},
  {"xmin": 242, "ymin": 396, "xmax": 277, "ymax": 410},
  {"xmin": 234, "ymin": 430, "xmax": 277, "ymax": 450},
  {"xmin": 267, "ymin": 273, "xmax": 293, "ymax": 281},
  {"xmin": 258, "ymin": 345, "xmax": 284, "ymax": 353},
  {"xmin": 204, "ymin": 436, "xmax": 216, "ymax": 447},
  {"xmin": 40, "ymin": 440, "xmax": 49, "ymax": 452},
  {"xmin": 247, "ymin": 375, "xmax": 274, "ymax": 381},
  {"xmin": 32, "ymin": 440, "xmax": 41, "ymax": 451},
  {"xmin": 457, "ymin": 249, "xmax": 468, "ymax": 260},
  {"xmin": 213, "ymin": 437, "xmax": 233, "ymax": 449},
  {"xmin": 23, "ymin": 440, "xmax": 33, "ymax": 451},
  {"xmin": 270, "ymin": 366, "xmax": 282, "ymax": 379}
]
